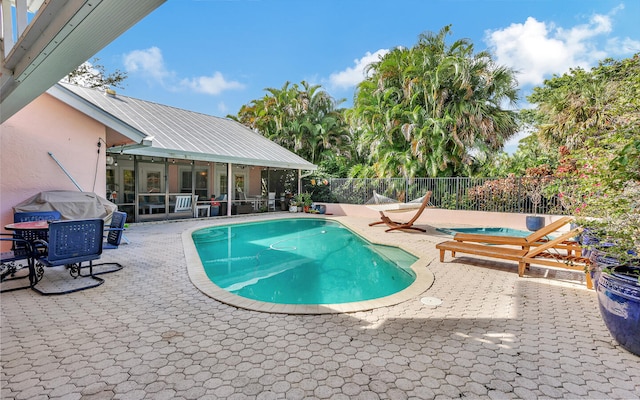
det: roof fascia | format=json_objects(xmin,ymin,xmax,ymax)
[{"xmin": 115, "ymin": 147, "xmax": 317, "ymax": 170}]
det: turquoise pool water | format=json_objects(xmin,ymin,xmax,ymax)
[
  {"xmin": 191, "ymin": 218, "xmax": 417, "ymax": 305},
  {"xmin": 436, "ymin": 227, "xmax": 532, "ymax": 237}
]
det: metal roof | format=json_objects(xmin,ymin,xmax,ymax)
[{"xmin": 49, "ymin": 83, "xmax": 317, "ymax": 170}]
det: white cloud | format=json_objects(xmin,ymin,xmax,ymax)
[
  {"xmin": 123, "ymin": 47, "xmax": 244, "ymax": 96},
  {"xmin": 217, "ymin": 101, "xmax": 229, "ymax": 115},
  {"xmin": 485, "ymin": 10, "xmax": 627, "ymax": 86},
  {"xmin": 329, "ymin": 49, "xmax": 389, "ymax": 89},
  {"xmin": 607, "ymin": 37, "xmax": 640, "ymax": 54},
  {"xmin": 123, "ymin": 47, "xmax": 171, "ymax": 83},
  {"xmin": 180, "ymin": 72, "xmax": 245, "ymax": 95}
]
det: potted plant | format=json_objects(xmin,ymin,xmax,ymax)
[
  {"xmin": 289, "ymin": 196, "xmax": 299, "ymax": 213},
  {"xmin": 300, "ymin": 192, "xmax": 313, "ymax": 213},
  {"xmin": 291, "ymin": 193, "xmax": 305, "ymax": 213},
  {"xmin": 567, "ymin": 139, "xmax": 640, "ymax": 356},
  {"xmin": 523, "ymin": 166, "xmax": 553, "ymax": 231}
]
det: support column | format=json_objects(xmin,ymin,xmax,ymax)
[{"xmin": 227, "ymin": 163, "xmax": 233, "ymax": 216}]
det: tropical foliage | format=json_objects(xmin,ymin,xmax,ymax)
[
  {"xmin": 232, "ymin": 81, "xmax": 353, "ymax": 168},
  {"xmin": 526, "ymin": 54, "xmax": 640, "ymax": 259},
  {"xmin": 64, "ymin": 58, "xmax": 128, "ymax": 89},
  {"xmin": 347, "ymin": 25, "xmax": 519, "ymax": 178}
]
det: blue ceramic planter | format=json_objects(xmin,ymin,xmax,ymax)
[
  {"xmin": 597, "ymin": 264, "xmax": 640, "ymax": 356},
  {"xmin": 525, "ymin": 216, "xmax": 545, "ymax": 232},
  {"xmin": 589, "ymin": 246, "xmax": 619, "ymax": 287}
]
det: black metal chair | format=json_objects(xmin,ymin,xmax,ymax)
[
  {"xmin": 1, "ymin": 235, "xmax": 38, "ymax": 293},
  {"xmin": 33, "ymin": 219, "xmax": 105, "ymax": 295}
]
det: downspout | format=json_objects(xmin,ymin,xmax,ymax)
[
  {"xmin": 48, "ymin": 152, "xmax": 84, "ymax": 191},
  {"xmin": 298, "ymin": 170, "xmax": 314, "ymax": 194}
]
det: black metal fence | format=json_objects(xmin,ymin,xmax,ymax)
[{"xmin": 310, "ymin": 177, "xmax": 575, "ymax": 216}]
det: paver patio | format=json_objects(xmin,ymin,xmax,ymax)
[{"xmin": 2, "ymin": 213, "xmax": 639, "ymax": 399}]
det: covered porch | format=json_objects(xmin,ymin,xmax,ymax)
[
  {"xmin": 48, "ymin": 82, "xmax": 317, "ymax": 223},
  {"xmin": 106, "ymin": 155, "xmax": 306, "ymax": 223}
]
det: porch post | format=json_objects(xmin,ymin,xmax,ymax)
[{"xmin": 227, "ymin": 163, "xmax": 233, "ymax": 216}]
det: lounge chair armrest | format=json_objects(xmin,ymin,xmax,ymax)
[
  {"xmin": 454, "ymin": 233, "xmax": 527, "ymax": 245},
  {"xmin": 525, "ymin": 228, "xmax": 583, "ymax": 258}
]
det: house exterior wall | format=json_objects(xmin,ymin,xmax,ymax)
[{"xmin": 0, "ymin": 93, "xmax": 107, "ymax": 247}]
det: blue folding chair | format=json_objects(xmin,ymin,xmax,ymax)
[
  {"xmin": 89, "ymin": 211, "xmax": 127, "ymax": 275},
  {"xmin": 104, "ymin": 211, "xmax": 127, "ymax": 250},
  {"xmin": 13, "ymin": 211, "xmax": 62, "ymax": 222},
  {"xmin": 33, "ymin": 219, "xmax": 105, "ymax": 295},
  {"xmin": 12, "ymin": 211, "xmax": 62, "ymax": 250}
]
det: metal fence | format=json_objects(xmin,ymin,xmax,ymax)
[{"xmin": 319, "ymin": 177, "xmax": 574, "ymax": 215}]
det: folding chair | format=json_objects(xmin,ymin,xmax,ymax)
[{"xmin": 32, "ymin": 219, "xmax": 105, "ymax": 295}]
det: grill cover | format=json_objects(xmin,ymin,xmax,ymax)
[{"xmin": 13, "ymin": 191, "xmax": 116, "ymax": 222}]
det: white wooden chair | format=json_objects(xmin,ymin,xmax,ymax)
[
  {"xmin": 173, "ymin": 195, "xmax": 194, "ymax": 213},
  {"xmin": 268, "ymin": 192, "xmax": 276, "ymax": 211}
]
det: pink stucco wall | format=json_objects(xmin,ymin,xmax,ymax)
[{"xmin": 0, "ymin": 93, "xmax": 107, "ymax": 248}]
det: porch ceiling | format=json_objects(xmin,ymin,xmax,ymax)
[{"xmin": 1, "ymin": 0, "xmax": 166, "ymax": 124}]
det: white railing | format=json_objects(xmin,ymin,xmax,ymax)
[{"xmin": 1, "ymin": 0, "xmax": 45, "ymax": 59}]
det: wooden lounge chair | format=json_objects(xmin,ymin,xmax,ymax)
[
  {"xmin": 521, "ymin": 229, "xmax": 592, "ymax": 288},
  {"xmin": 370, "ymin": 191, "xmax": 432, "ymax": 233},
  {"xmin": 436, "ymin": 227, "xmax": 593, "ymax": 288},
  {"xmin": 452, "ymin": 216, "xmax": 581, "ymax": 255}
]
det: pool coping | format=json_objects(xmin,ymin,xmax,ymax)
[{"xmin": 182, "ymin": 215, "xmax": 435, "ymax": 314}]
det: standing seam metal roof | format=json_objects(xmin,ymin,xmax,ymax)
[{"xmin": 52, "ymin": 83, "xmax": 317, "ymax": 170}]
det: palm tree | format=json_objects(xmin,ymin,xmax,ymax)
[
  {"xmin": 232, "ymin": 81, "xmax": 352, "ymax": 167},
  {"xmin": 350, "ymin": 25, "xmax": 519, "ymax": 178}
]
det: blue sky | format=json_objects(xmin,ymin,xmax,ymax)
[{"xmin": 94, "ymin": 0, "xmax": 640, "ymax": 152}]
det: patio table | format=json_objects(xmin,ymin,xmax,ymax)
[{"xmin": 4, "ymin": 220, "xmax": 50, "ymax": 232}]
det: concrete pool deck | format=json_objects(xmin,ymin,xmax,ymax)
[{"xmin": 2, "ymin": 212, "xmax": 640, "ymax": 399}]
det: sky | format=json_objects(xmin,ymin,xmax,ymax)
[{"xmin": 93, "ymin": 0, "xmax": 640, "ymax": 153}]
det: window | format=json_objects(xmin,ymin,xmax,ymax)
[
  {"xmin": 179, "ymin": 166, "xmax": 209, "ymax": 199},
  {"xmin": 139, "ymin": 164, "xmax": 164, "ymax": 193},
  {"xmin": 122, "ymin": 169, "xmax": 135, "ymax": 203}
]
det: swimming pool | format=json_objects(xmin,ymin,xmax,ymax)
[
  {"xmin": 182, "ymin": 215, "xmax": 434, "ymax": 314},
  {"xmin": 191, "ymin": 218, "xmax": 417, "ymax": 307},
  {"xmin": 436, "ymin": 227, "xmax": 532, "ymax": 237}
]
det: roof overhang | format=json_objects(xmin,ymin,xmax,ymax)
[
  {"xmin": 109, "ymin": 146, "xmax": 318, "ymax": 171},
  {"xmin": 1, "ymin": 0, "xmax": 166, "ymax": 123}
]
